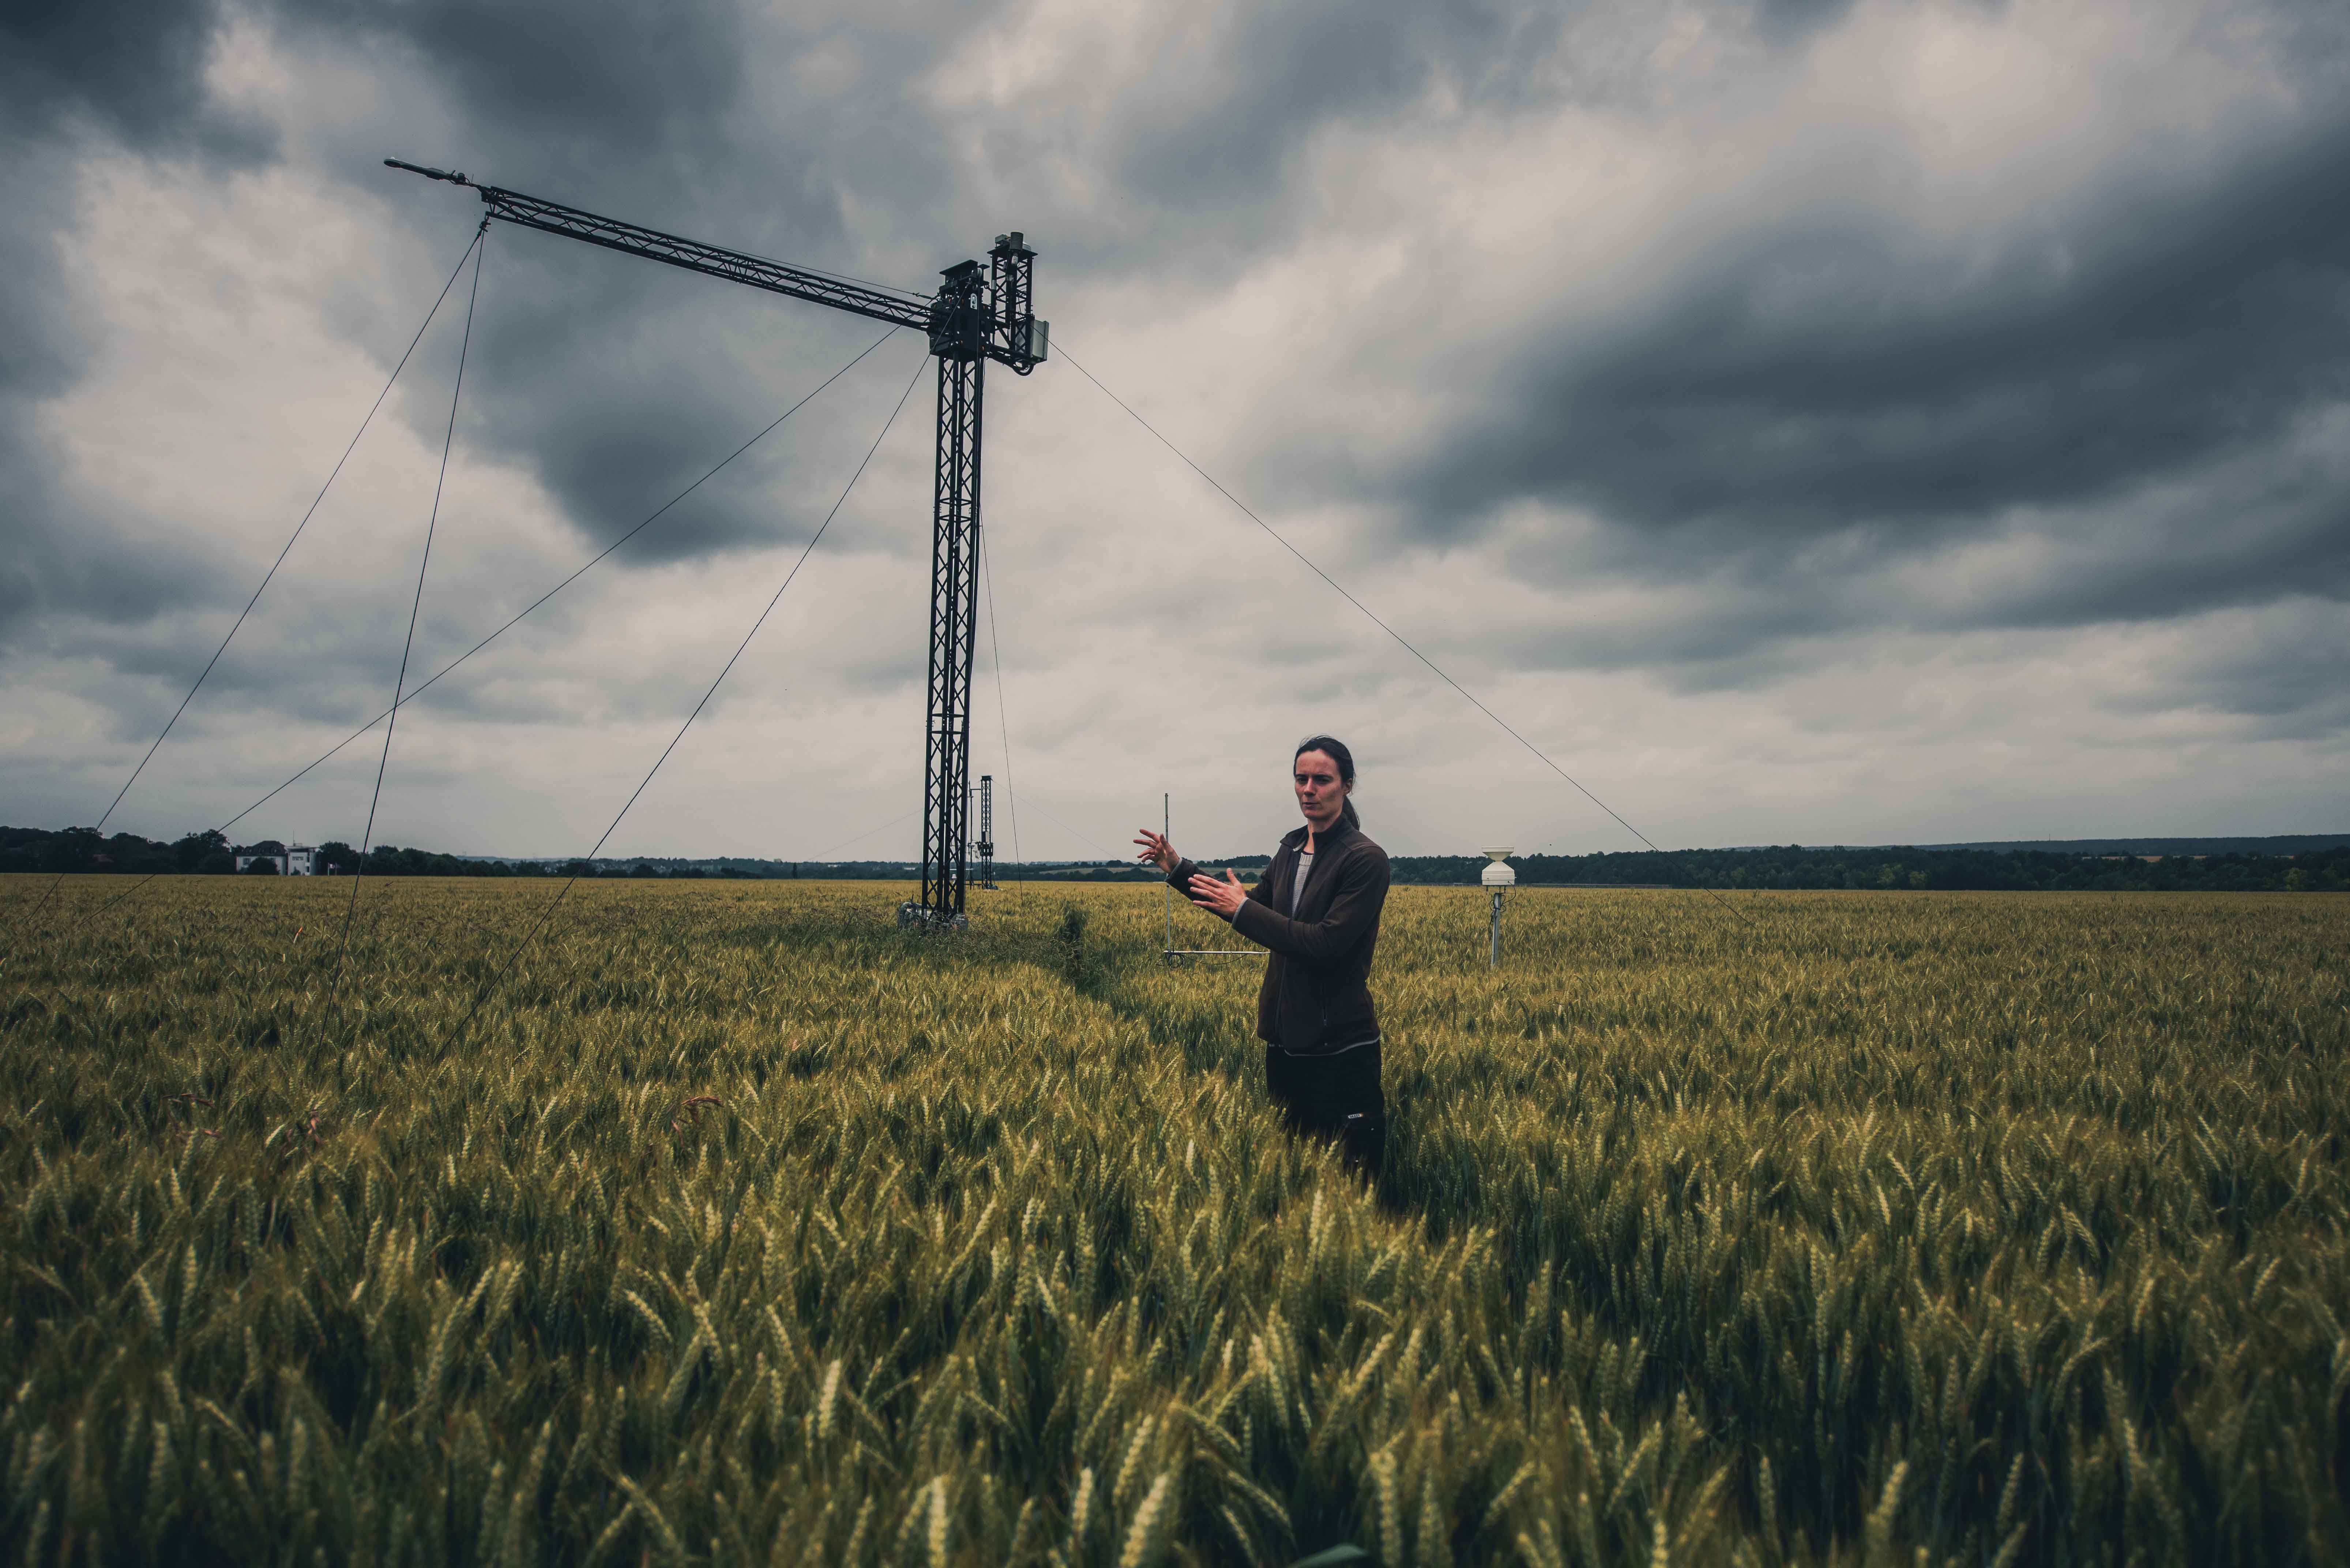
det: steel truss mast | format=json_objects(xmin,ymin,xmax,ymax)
[{"xmin": 388, "ymin": 159, "xmax": 1044, "ymax": 926}]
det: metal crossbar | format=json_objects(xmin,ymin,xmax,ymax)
[{"xmin": 473, "ymin": 185, "xmax": 933, "ymax": 331}]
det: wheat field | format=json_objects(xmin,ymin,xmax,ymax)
[{"xmin": 1, "ymin": 875, "xmax": 2343, "ymax": 1566}]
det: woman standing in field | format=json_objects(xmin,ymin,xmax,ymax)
[{"xmin": 1134, "ymin": 736, "xmax": 1393, "ymax": 1173}]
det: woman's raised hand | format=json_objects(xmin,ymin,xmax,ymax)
[
  {"xmin": 1133, "ymin": 829, "xmax": 1179, "ymax": 873},
  {"xmin": 1187, "ymin": 868, "xmax": 1249, "ymax": 920}
]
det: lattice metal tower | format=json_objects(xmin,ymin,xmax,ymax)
[{"xmin": 389, "ymin": 159, "xmax": 1045, "ymax": 927}]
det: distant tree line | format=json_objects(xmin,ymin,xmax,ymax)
[
  {"xmin": 2, "ymin": 828, "xmax": 760, "ymax": 880},
  {"xmin": 2, "ymin": 826, "xmax": 248, "ymax": 877},
  {"xmin": 7, "ymin": 826, "xmax": 2340, "ymax": 891}
]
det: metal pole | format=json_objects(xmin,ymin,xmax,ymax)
[
  {"xmin": 1490, "ymin": 888, "xmax": 1502, "ymax": 968},
  {"xmin": 1162, "ymin": 792, "xmax": 1173, "ymax": 954},
  {"xmin": 908, "ymin": 302, "xmax": 985, "ymax": 928}
]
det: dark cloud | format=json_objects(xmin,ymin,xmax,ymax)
[
  {"xmin": 0, "ymin": 0, "xmax": 1589, "ymax": 607},
  {"xmin": 274, "ymin": 0, "xmax": 820, "ymax": 232},
  {"xmin": 2144, "ymin": 602, "xmax": 2350, "ymax": 737},
  {"xmin": 305, "ymin": 0, "xmax": 751, "ymax": 155},
  {"xmin": 1399, "ymin": 118, "xmax": 2350, "ymax": 578},
  {"xmin": 443, "ymin": 244, "xmax": 933, "ymax": 566},
  {"xmin": 1445, "ymin": 410, "xmax": 2350, "ymax": 686},
  {"xmin": 1, "ymin": 0, "xmax": 222, "ymax": 146},
  {"xmin": 1969, "ymin": 465, "xmax": 2350, "ymax": 631},
  {"xmin": 257, "ymin": 0, "xmax": 981, "ymax": 570},
  {"xmin": 0, "ymin": 180, "xmax": 240, "ymax": 650},
  {"xmin": 0, "ymin": 163, "xmax": 81, "ymax": 640},
  {"xmin": 0, "ymin": 0, "xmax": 272, "ymax": 163},
  {"xmin": 298, "ymin": 0, "xmax": 1591, "ymax": 568},
  {"xmin": 0, "ymin": 0, "xmax": 263, "ymax": 657},
  {"xmin": 1095, "ymin": 1, "xmax": 1569, "ymax": 222}
]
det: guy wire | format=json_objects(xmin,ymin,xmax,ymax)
[
  {"xmin": 979, "ymin": 528, "xmax": 1024, "ymax": 871},
  {"xmin": 64, "ymin": 325, "xmax": 902, "ymax": 931},
  {"xmin": 29, "ymin": 224, "xmax": 487, "ymax": 921},
  {"xmin": 1054, "ymin": 339, "xmax": 1750, "ymax": 925},
  {"xmin": 450, "ymin": 347, "xmax": 931, "ymax": 1041},
  {"xmin": 327, "ymin": 225, "xmax": 487, "ymax": 1002}
]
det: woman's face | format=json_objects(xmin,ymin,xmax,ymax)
[{"xmin": 1293, "ymin": 750, "xmax": 1349, "ymax": 831}]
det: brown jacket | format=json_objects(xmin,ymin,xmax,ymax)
[{"xmin": 1169, "ymin": 818, "xmax": 1390, "ymax": 1052}]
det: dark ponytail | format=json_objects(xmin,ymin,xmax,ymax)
[{"xmin": 1293, "ymin": 735, "xmax": 1360, "ymax": 829}]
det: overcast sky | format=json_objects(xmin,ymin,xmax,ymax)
[{"xmin": 3, "ymin": 0, "xmax": 2345, "ymax": 864}]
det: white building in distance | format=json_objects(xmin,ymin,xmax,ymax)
[{"xmin": 234, "ymin": 844, "xmax": 317, "ymax": 875}]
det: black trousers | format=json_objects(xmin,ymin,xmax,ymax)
[{"xmin": 1264, "ymin": 1040, "xmax": 1385, "ymax": 1174}]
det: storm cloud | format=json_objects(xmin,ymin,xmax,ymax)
[
  {"xmin": 2, "ymin": 0, "xmax": 2344, "ymax": 860},
  {"xmin": 1401, "ymin": 107, "xmax": 2350, "ymax": 567}
]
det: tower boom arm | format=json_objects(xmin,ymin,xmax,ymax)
[
  {"xmin": 471, "ymin": 183, "xmax": 935, "ymax": 332},
  {"xmin": 387, "ymin": 161, "xmax": 1043, "ymax": 371}
]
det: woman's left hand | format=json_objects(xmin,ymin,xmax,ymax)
[{"xmin": 1187, "ymin": 868, "xmax": 1249, "ymax": 920}]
